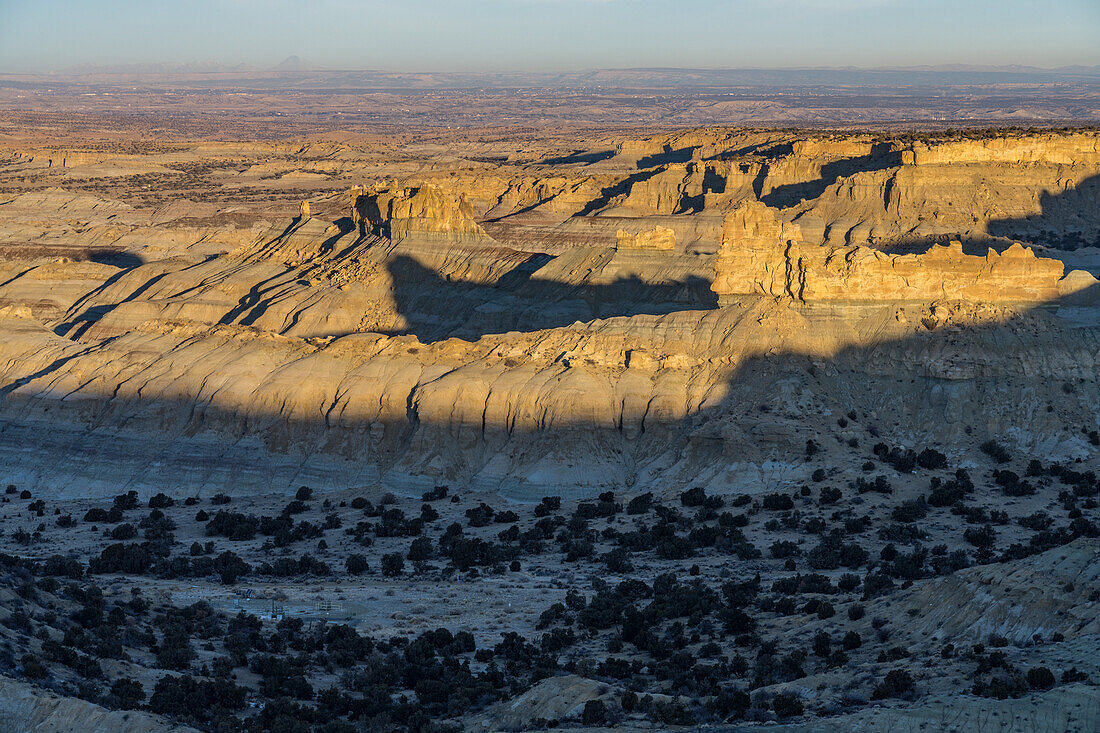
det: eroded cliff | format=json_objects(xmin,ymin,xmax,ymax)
[
  {"xmin": 713, "ymin": 200, "xmax": 1099, "ymax": 304},
  {"xmin": 0, "ymin": 128, "xmax": 1096, "ymax": 498}
]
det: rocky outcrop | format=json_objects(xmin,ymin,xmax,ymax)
[
  {"xmin": 885, "ymin": 538, "xmax": 1100, "ymax": 646},
  {"xmin": 905, "ymin": 132, "xmax": 1100, "ymax": 166},
  {"xmin": 472, "ymin": 675, "xmax": 620, "ymax": 731},
  {"xmin": 599, "ymin": 163, "xmax": 705, "ymax": 216},
  {"xmin": 0, "ymin": 676, "xmax": 197, "ymax": 733},
  {"xmin": 615, "ymin": 225, "xmax": 675, "ymax": 251},
  {"xmin": 483, "ymin": 176, "xmax": 604, "ymax": 222},
  {"xmin": 712, "ymin": 201, "xmax": 1099, "ymax": 303},
  {"xmin": 789, "ymin": 133, "xmax": 1100, "ymax": 249},
  {"xmin": 1, "ymin": 130, "xmax": 1098, "ymax": 499},
  {"xmin": 1, "ymin": 279, "xmax": 1097, "ymax": 498},
  {"xmin": 351, "ymin": 185, "xmax": 492, "ymax": 242},
  {"xmin": 712, "ymin": 200, "xmax": 806, "ymax": 300}
]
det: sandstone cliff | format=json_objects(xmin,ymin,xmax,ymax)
[
  {"xmin": 713, "ymin": 200, "xmax": 1099, "ymax": 304},
  {"xmin": 0, "ymin": 129, "xmax": 1097, "ymax": 498},
  {"xmin": 788, "ymin": 134, "xmax": 1100, "ymax": 249},
  {"xmin": 615, "ymin": 226, "xmax": 675, "ymax": 251},
  {"xmin": 352, "ymin": 185, "xmax": 493, "ymax": 242}
]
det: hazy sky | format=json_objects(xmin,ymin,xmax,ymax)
[{"xmin": 1, "ymin": 0, "xmax": 1098, "ymax": 73}]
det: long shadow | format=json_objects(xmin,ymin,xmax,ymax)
[
  {"xmin": 875, "ymin": 238, "xmax": 1015, "ymax": 257},
  {"xmin": 0, "ymin": 340, "xmax": 114, "ymax": 400},
  {"xmin": 229, "ymin": 223, "xmax": 358, "ymax": 327},
  {"xmin": 384, "ymin": 255, "xmax": 717, "ymax": 343},
  {"xmin": 0, "ymin": 266, "xmax": 38, "ymax": 290},
  {"xmin": 636, "ymin": 146, "xmax": 697, "ymax": 169},
  {"xmin": 574, "ymin": 169, "xmax": 664, "ymax": 216},
  {"xmin": 218, "ymin": 272, "xmax": 292, "ymax": 326},
  {"xmin": 988, "ymin": 173, "xmax": 1100, "ymax": 250},
  {"xmin": 53, "ymin": 253, "xmax": 150, "ymax": 336},
  {"xmin": 870, "ymin": 174, "xmax": 1100, "ymax": 263},
  {"xmin": 57, "ymin": 217, "xmax": 355, "ymax": 336},
  {"xmin": 1, "ymin": 279, "xmax": 1093, "ymax": 498},
  {"xmin": 339, "ymin": 172, "xmax": 1100, "ymax": 344},
  {"xmin": 1, "ymin": 174, "xmax": 1097, "ymax": 497},
  {"xmin": 706, "ymin": 140, "xmax": 794, "ymax": 162},
  {"xmin": 540, "ymin": 150, "xmax": 615, "ymax": 166},
  {"xmin": 87, "ymin": 250, "xmax": 143, "ymax": 269},
  {"xmin": 760, "ymin": 143, "xmax": 904, "ymax": 208},
  {"xmin": 57, "ymin": 256, "xmax": 219, "ymax": 338},
  {"xmin": 382, "ymin": 172, "xmax": 1100, "ymax": 347},
  {"xmin": 678, "ymin": 166, "xmax": 728, "ymax": 214},
  {"xmin": 483, "ymin": 199, "xmax": 558, "ymax": 224}
]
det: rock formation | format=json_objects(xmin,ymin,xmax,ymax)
[
  {"xmin": 905, "ymin": 131, "xmax": 1100, "ymax": 166},
  {"xmin": 0, "ymin": 129, "xmax": 1096, "ymax": 498},
  {"xmin": 351, "ymin": 185, "xmax": 492, "ymax": 242},
  {"xmin": 0, "ymin": 677, "xmax": 198, "ymax": 733},
  {"xmin": 615, "ymin": 225, "xmax": 675, "ymax": 251},
  {"xmin": 4, "ymin": 87, "xmax": 1100, "ymax": 733},
  {"xmin": 713, "ymin": 200, "xmax": 1099, "ymax": 304}
]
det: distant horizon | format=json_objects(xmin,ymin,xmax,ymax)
[
  {"xmin": 6, "ymin": 60, "xmax": 1100, "ymax": 76},
  {"xmin": 1, "ymin": 1, "xmax": 1097, "ymax": 75},
  {"xmin": 4, "ymin": 60, "xmax": 1100, "ymax": 82}
]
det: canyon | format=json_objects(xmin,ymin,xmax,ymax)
[
  {"xmin": 0, "ymin": 128, "xmax": 1097, "ymax": 498},
  {"xmin": 0, "ymin": 121, "xmax": 1097, "ymax": 732}
]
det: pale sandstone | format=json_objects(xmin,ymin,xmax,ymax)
[
  {"xmin": 713, "ymin": 200, "xmax": 1098, "ymax": 303},
  {"xmin": 352, "ymin": 185, "xmax": 493, "ymax": 242},
  {"xmin": 614, "ymin": 225, "xmax": 675, "ymax": 251},
  {"xmin": 0, "ymin": 130, "xmax": 1097, "ymax": 498}
]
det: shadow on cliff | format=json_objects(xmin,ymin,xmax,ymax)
[
  {"xmin": 86, "ymin": 249, "xmax": 143, "ymax": 269},
  {"xmin": 1, "ymin": 280, "xmax": 1095, "ymax": 498},
  {"xmin": 988, "ymin": 174, "xmax": 1100, "ymax": 250},
  {"xmin": 380, "ymin": 171, "xmax": 1100, "ymax": 343},
  {"xmin": 759, "ymin": 144, "xmax": 904, "ymax": 208},
  {"xmin": 220, "ymin": 219, "xmax": 358, "ymax": 328},
  {"xmin": 347, "ymin": 182, "xmax": 1100, "ymax": 490},
  {"xmin": 869, "ymin": 174, "xmax": 1100, "ymax": 270},
  {"xmin": 540, "ymin": 149, "xmax": 615, "ymax": 166},
  {"xmin": 574, "ymin": 169, "xmax": 665, "ymax": 216},
  {"xmin": 2, "ymin": 185, "xmax": 1099, "ymax": 496},
  {"xmin": 382, "ymin": 254, "xmax": 718, "ymax": 342},
  {"xmin": 55, "ymin": 254, "xmax": 220, "ymax": 339},
  {"xmin": 636, "ymin": 146, "xmax": 697, "ymax": 169}
]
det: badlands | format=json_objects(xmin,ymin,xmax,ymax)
[{"xmin": 0, "ymin": 122, "xmax": 1098, "ymax": 732}]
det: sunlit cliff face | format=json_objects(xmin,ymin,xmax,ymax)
[{"xmin": 0, "ymin": 129, "xmax": 1098, "ymax": 497}]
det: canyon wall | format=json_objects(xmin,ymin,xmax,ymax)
[
  {"xmin": 713, "ymin": 201, "xmax": 1099, "ymax": 304},
  {"xmin": 0, "ymin": 129, "xmax": 1098, "ymax": 498}
]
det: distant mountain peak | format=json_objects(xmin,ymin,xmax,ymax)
[{"xmin": 274, "ymin": 55, "xmax": 314, "ymax": 72}]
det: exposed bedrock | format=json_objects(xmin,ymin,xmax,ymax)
[
  {"xmin": 0, "ymin": 282, "xmax": 1096, "ymax": 499},
  {"xmin": 0, "ymin": 129, "xmax": 1098, "ymax": 499},
  {"xmin": 713, "ymin": 200, "xmax": 1099, "ymax": 304}
]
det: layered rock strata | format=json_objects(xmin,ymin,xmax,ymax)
[
  {"xmin": 351, "ymin": 185, "xmax": 492, "ymax": 242},
  {"xmin": 713, "ymin": 201, "xmax": 1099, "ymax": 304}
]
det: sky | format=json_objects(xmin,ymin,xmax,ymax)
[{"xmin": 0, "ymin": 0, "xmax": 1097, "ymax": 73}]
